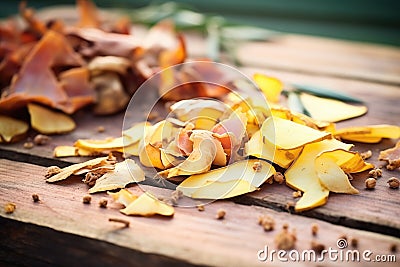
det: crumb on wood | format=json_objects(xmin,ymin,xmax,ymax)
[
  {"xmin": 273, "ymin": 172, "xmax": 284, "ymax": 184},
  {"xmin": 84, "ymin": 171, "xmax": 103, "ymax": 187},
  {"xmin": 368, "ymin": 168, "xmax": 382, "ymax": 179},
  {"xmin": 275, "ymin": 224, "xmax": 296, "ymax": 250},
  {"xmin": 390, "ymin": 244, "xmax": 397, "ymax": 253},
  {"xmin": 252, "ymin": 161, "xmax": 262, "ymax": 172},
  {"xmin": 365, "ymin": 178, "xmax": 376, "ymax": 189},
  {"xmin": 286, "ymin": 201, "xmax": 295, "ymax": 211},
  {"xmin": 97, "ymin": 126, "xmax": 105, "ymax": 133},
  {"xmin": 33, "ymin": 134, "xmax": 51, "ymax": 145},
  {"xmin": 99, "ymin": 198, "xmax": 108, "ymax": 208},
  {"xmin": 311, "ymin": 240, "xmax": 325, "ymax": 254},
  {"xmin": 387, "ymin": 177, "xmax": 399, "ymax": 189},
  {"xmin": 196, "ymin": 204, "xmax": 205, "ymax": 212},
  {"xmin": 23, "ymin": 141, "xmax": 34, "ymax": 149},
  {"xmin": 83, "ymin": 195, "xmax": 92, "ymax": 204},
  {"xmin": 32, "ymin": 193, "xmax": 40, "ymax": 202},
  {"xmin": 171, "ymin": 190, "xmax": 183, "ymax": 205},
  {"xmin": 311, "ymin": 223, "xmax": 319, "ymax": 236},
  {"xmin": 258, "ymin": 214, "xmax": 275, "ymax": 231},
  {"xmin": 216, "ymin": 209, "xmax": 226, "ymax": 220},
  {"xmin": 4, "ymin": 203, "xmax": 16, "ymax": 214},
  {"xmin": 109, "ymin": 217, "xmax": 130, "ymax": 228},
  {"xmin": 360, "ymin": 150, "xmax": 372, "ymax": 160},
  {"xmin": 292, "ymin": 190, "xmax": 302, "ymax": 198},
  {"xmin": 45, "ymin": 166, "xmax": 61, "ymax": 178}
]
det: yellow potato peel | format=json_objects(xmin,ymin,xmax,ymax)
[
  {"xmin": 334, "ymin": 125, "xmax": 400, "ymax": 143},
  {"xmin": 0, "ymin": 115, "xmax": 29, "ymax": 142},
  {"xmin": 285, "ymin": 139, "xmax": 352, "ymax": 211},
  {"xmin": 177, "ymin": 159, "xmax": 275, "ymax": 199},
  {"xmin": 28, "ymin": 103, "xmax": 76, "ymax": 134},
  {"xmin": 315, "ymin": 154, "xmax": 359, "ymax": 194},
  {"xmin": 46, "ymin": 156, "xmax": 110, "ymax": 182},
  {"xmin": 253, "ymin": 73, "xmax": 283, "ymax": 103},
  {"xmin": 108, "ymin": 189, "xmax": 138, "ymax": 207},
  {"xmin": 120, "ymin": 192, "xmax": 174, "ymax": 217},
  {"xmin": 262, "ymin": 116, "xmax": 331, "ymax": 150}
]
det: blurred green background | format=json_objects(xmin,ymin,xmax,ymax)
[{"xmin": 1, "ymin": 0, "xmax": 399, "ymax": 46}]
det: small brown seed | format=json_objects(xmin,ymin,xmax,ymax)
[
  {"xmin": 33, "ymin": 134, "xmax": 50, "ymax": 145},
  {"xmin": 275, "ymin": 224, "xmax": 296, "ymax": 250},
  {"xmin": 32, "ymin": 193, "xmax": 40, "ymax": 202},
  {"xmin": 99, "ymin": 198, "xmax": 108, "ymax": 208},
  {"xmin": 387, "ymin": 177, "xmax": 399, "ymax": 189},
  {"xmin": 292, "ymin": 190, "xmax": 302, "ymax": 198},
  {"xmin": 97, "ymin": 126, "xmax": 105, "ymax": 133},
  {"xmin": 390, "ymin": 244, "xmax": 397, "ymax": 253},
  {"xmin": 252, "ymin": 162, "xmax": 262, "ymax": 172},
  {"xmin": 273, "ymin": 172, "xmax": 284, "ymax": 184},
  {"xmin": 23, "ymin": 142, "xmax": 34, "ymax": 149},
  {"xmin": 45, "ymin": 166, "xmax": 61, "ymax": 178},
  {"xmin": 258, "ymin": 215, "xmax": 275, "ymax": 231},
  {"xmin": 365, "ymin": 178, "xmax": 376, "ymax": 189},
  {"xmin": 4, "ymin": 203, "xmax": 16, "ymax": 214},
  {"xmin": 368, "ymin": 168, "xmax": 382, "ymax": 178},
  {"xmin": 216, "ymin": 209, "xmax": 226, "ymax": 220},
  {"xmin": 83, "ymin": 195, "xmax": 92, "ymax": 204},
  {"xmin": 196, "ymin": 204, "xmax": 205, "ymax": 212},
  {"xmin": 360, "ymin": 150, "xmax": 372, "ymax": 160},
  {"xmin": 311, "ymin": 223, "xmax": 319, "ymax": 236}
]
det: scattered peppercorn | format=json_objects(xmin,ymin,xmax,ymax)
[
  {"xmin": 32, "ymin": 193, "xmax": 40, "ymax": 202},
  {"xmin": 258, "ymin": 214, "xmax": 275, "ymax": 231},
  {"xmin": 252, "ymin": 162, "xmax": 262, "ymax": 172},
  {"xmin": 360, "ymin": 150, "xmax": 372, "ymax": 160},
  {"xmin": 365, "ymin": 178, "xmax": 376, "ymax": 189},
  {"xmin": 275, "ymin": 224, "xmax": 296, "ymax": 250},
  {"xmin": 33, "ymin": 134, "xmax": 51, "ymax": 145},
  {"xmin": 83, "ymin": 195, "xmax": 92, "ymax": 204},
  {"xmin": 292, "ymin": 190, "xmax": 302, "ymax": 198},
  {"xmin": 368, "ymin": 168, "xmax": 382, "ymax": 179},
  {"xmin": 311, "ymin": 223, "xmax": 319, "ymax": 236},
  {"xmin": 387, "ymin": 177, "xmax": 399, "ymax": 189},
  {"xmin": 196, "ymin": 204, "xmax": 205, "ymax": 212},
  {"xmin": 4, "ymin": 203, "xmax": 16, "ymax": 214},
  {"xmin": 97, "ymin": 126, "xmax": 105, "ymax": 133},
  {"xmin": 23, "ymin": 142, "xmax": 34, "ymax": 149},
  {"xmin": 273, "ymin": 172, "xmax": 284, "ymax": 184},
  {"xmin": 216, "ymin": 209, "xmax": 226, "ymax": 220},
  {"xmin": 99, "ymin": 198, "xmax": 108, "ymax": 208},
  {"xmin": 45, "ymin": 166, "xmax": 61, "ymax": 178},
  {"xmin": 311, "ymin": 240, "xmax": 325, "ymax": 254}
]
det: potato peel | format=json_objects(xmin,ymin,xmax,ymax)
[
  {"xmin": 0, "ymin": 115, "xmax": 29, "ymax": 142},
  {"xmin": 46, "ymin": 156, "xmax": 111, "ymax": 182},
  {"xmin": 177, "ymin": 159, "xmax": 275, "ymax": 199},
  {"xmin": 262, "ymin": 116, "xmax": 331, "ymax": 150},
  {"xmin": 120, "ymin": 192, "xmax": 174, "ymax": 217},
  {"xmin": 28, "ymin": 103, "xmax": 76, "ymax": 134},
  {"xmin": 334, "ymin": 125, "xmax": 400, "ymax": 143},
  {"xmin": 89, "ymin": 159, "xmax": 145, "ymax": 193}
]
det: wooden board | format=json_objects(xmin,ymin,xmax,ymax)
[{"xmin": 1, "ymin": 159, "xmax": 399, "ymax": 267}]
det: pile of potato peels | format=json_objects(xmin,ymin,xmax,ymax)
[{"xmin": 1, "ymin": 1, "xmax": 399, "ymax": 217}]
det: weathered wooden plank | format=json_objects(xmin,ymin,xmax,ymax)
[{"xmin": 1, "ymin": 159, "xmax": 399, "ymax": 267}]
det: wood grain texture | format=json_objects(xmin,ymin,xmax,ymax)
[{"xmin": 1, "ymin": 159, "xmax": 399, "ymax": 267}]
